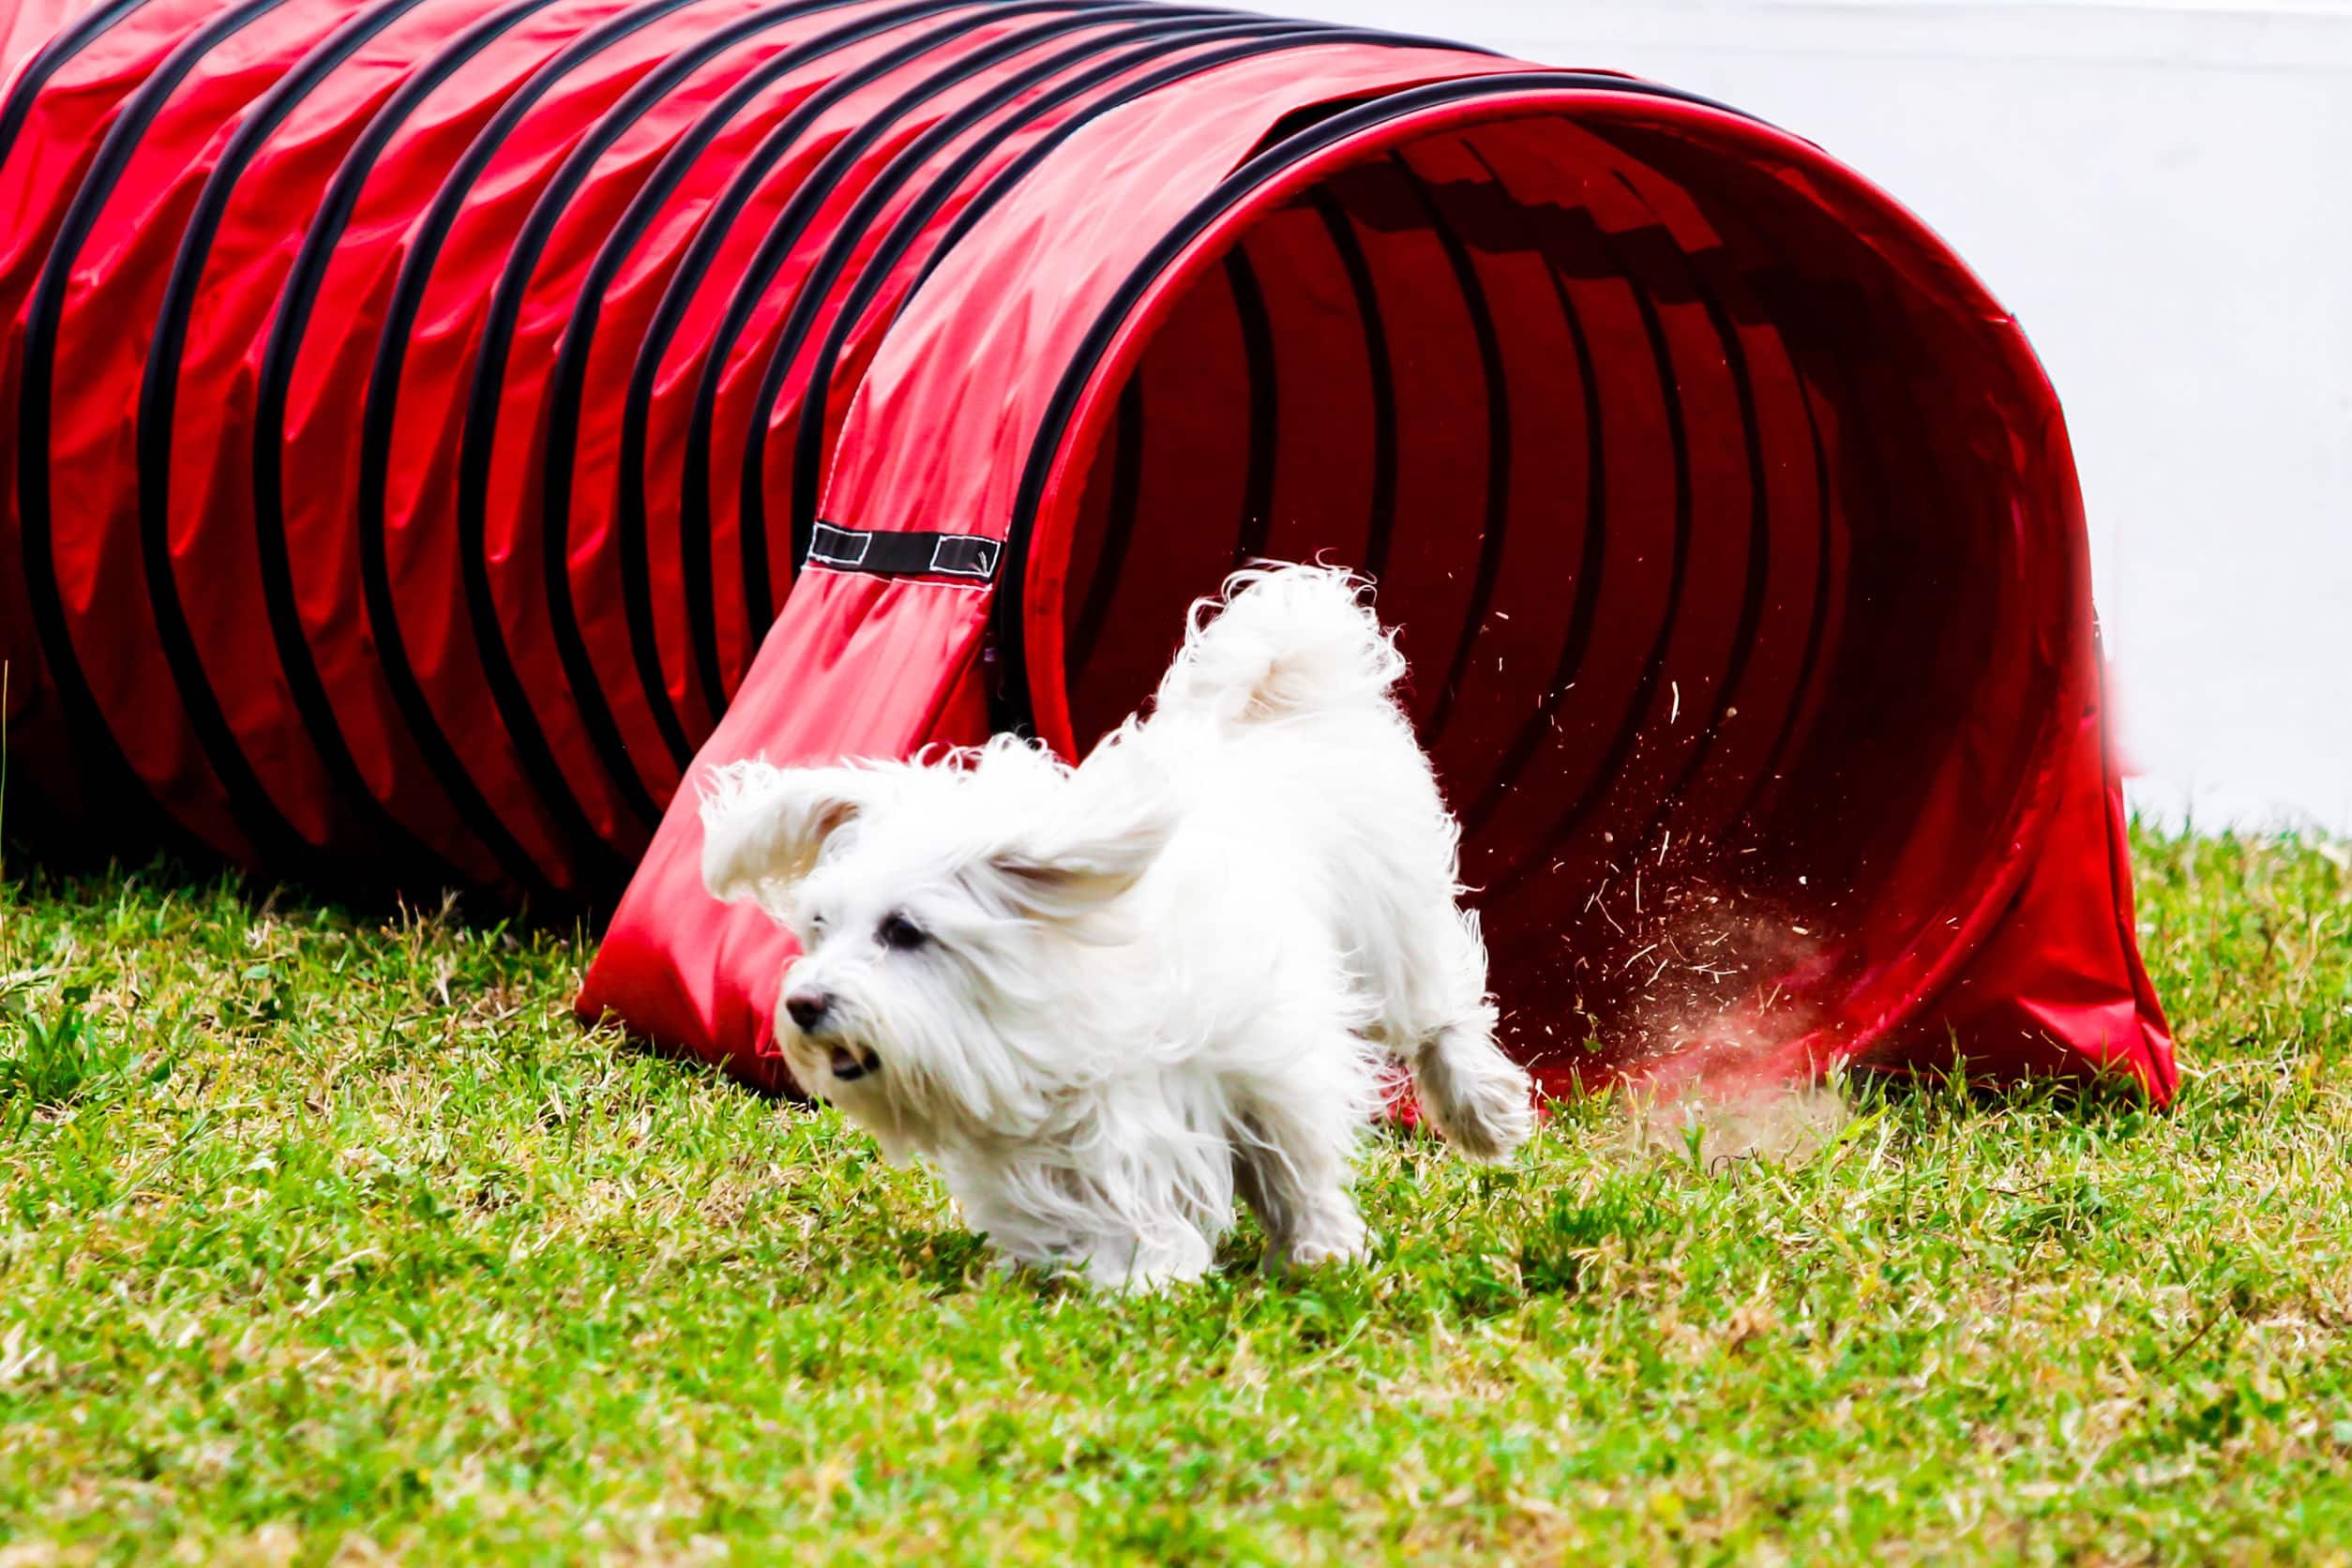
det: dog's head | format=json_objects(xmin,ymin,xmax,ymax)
[{"xmin": 698, "ymin": 739, "xmax": 1171, "ymax": 1153}]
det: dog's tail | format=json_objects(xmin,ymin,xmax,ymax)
[{"xmin": 1153, "ymin": 563, "xmax": 1404, "ymax": 730}]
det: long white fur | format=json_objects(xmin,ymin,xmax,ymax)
[{"xmin": 700, "ymin": 563, "xmax": 1535, "ymax": 1290}]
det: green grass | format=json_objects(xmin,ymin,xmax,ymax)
[{"xmin": 2, "ymin": 830, "xmax": 2348, "ymax": 1565}]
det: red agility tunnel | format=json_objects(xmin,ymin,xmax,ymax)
[{"xmin": 0, "ymin": 0, "xmax": 2174, "ymax": 1102}]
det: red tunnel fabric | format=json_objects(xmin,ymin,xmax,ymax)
[{"xmin": 0, "ymin": 0, "xmax": 2175, "ymax": 1104}]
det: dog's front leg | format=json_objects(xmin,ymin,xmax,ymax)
[
  {"xmin": 948, "ymin": 1146, "xmax": 1218, "ymax": 1292},
  {"xmin": 974, "ymin": 1226, "xmax": 1210, "ymax": 1292},
  {"xmin": 1070, "ymin": 1222, "xmax": 1214, "ymax": 1293}
]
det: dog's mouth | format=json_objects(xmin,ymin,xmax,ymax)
[{"xmin": 828, "ymin": 1045, "xmax": 879, "ymax": 1082}]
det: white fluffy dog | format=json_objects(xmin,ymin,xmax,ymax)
[{"xmin": 700, "ymin": 564, "xmax": 1534, "ymax": 1290}]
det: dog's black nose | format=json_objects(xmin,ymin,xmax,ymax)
[{"xmin": 783, "ymin": 989, "xmax": 832, "ymax": 1033}]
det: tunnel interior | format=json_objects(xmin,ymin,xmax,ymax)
[{"xmin": 1025, "ymin": 105, "xmax": 2076, "ymax": 1082}]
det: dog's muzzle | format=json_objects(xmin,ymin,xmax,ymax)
[{"xmin": 781, "ymin": 988, "xmax": 880, "ymax": 1080}]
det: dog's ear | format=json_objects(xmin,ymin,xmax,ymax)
[
  {"xmin": 987, "ymin": 805, "xmax": 1175, "ymax": 925},
  {"xmin": 699, "ymin": 760, "xmax": 881, "ymax": 917}
]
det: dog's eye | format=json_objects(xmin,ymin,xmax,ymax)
[{"xmin": 876, "ymin": 912, "xmax": 929, "ymax": 951}]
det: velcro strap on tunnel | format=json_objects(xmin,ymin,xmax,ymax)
[{"xmin": 807, "ymin": 520, "xmax": 1002, "ymax": 580}]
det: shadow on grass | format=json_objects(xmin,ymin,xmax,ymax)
[{"xmin": 2, "ymin": 802, "xmax": 609, "ymax": 932}]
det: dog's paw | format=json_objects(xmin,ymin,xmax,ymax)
[
  {"xmin": 1270, "ymin": 1240, "xmax": 1369, "ymax": 1276},
  {"xmin": 1265, "ymin": 1210, "xmax": 1368, "ymax": 1275},
  {"xmin": 1440, "ymin": 1077, "xmax": 1537, "ymax": 1163},
  {"xmin": 1413, "ymin": 1021, "xmax": 1538, "ymax": 1162}
]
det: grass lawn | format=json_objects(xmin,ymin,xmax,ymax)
[{"xmin": 2, "ymin": 828, "xmax": 2348, "ymax": 1564}]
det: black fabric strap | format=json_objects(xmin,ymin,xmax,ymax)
[{"xmin": 807, "ymin": 520, "xmax": 1003, "ymax": 580}]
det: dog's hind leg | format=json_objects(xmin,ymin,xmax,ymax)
[
  {"xmin": 1232, "ymin": 1100, "xmax": 1367, "ymax": 1272},
  {"xmin": 1389, "ymin": 909, "xmax": 1535, "ymax": 1161}
]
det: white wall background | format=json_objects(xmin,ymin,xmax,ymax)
[{"xmin": 1289, "ymin": 0, "xmax": 2352, "ymax": 833}]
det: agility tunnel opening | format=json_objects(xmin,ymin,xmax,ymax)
[
  {"xmin": 0, "ymin": 0, "xmax": 2170, "ymax": 1103},
  {"xmin": 1022, "ymin": 102, "xmax": 2078, "ymax": 1091}
]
